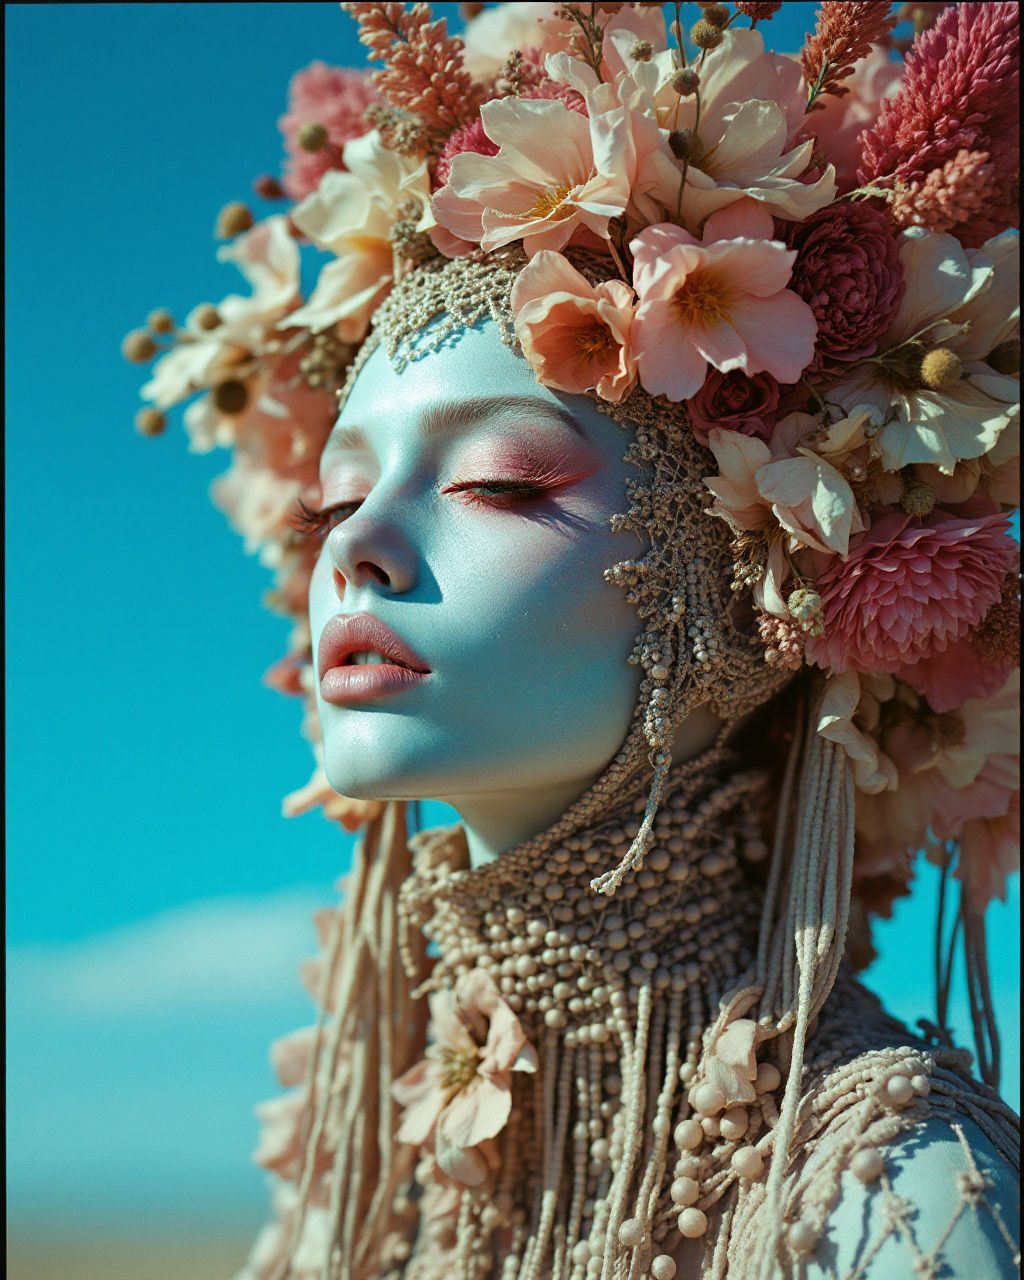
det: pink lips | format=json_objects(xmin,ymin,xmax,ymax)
[{"xmin": 317, "ymin": 612, "xmax": 430, "ymax": 706}]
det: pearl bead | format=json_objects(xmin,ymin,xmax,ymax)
[
  {"xmin": 755, "ymin": 1062, "xmax": 781, "ymax": 1093},
  {"xmin": 700, "ymin": 1116, "xmax": 719, "ymax": 1137},
  {"xmin": 787, "ymin": 1221, "xmax": 817, "ymax": 1255},
  {"xmin": 670, "ymin": 1176, "xmax": 699, "ymax": 1206},
  {"xmin": 618, "ymin": 1218, "xmax": 645, "ymax": 1247},
  {"xmin": 730, "ymin": 1147, "xmax": 763, "ymax": 1180},
  {"xmin": 911, "ymin": 1074, "xmax": 931, "ymax": 1097},
  {"xmin": 850, "ymin": 1147, "xmax": 884, "ymax": 1183},
  {"xmin": 675, "ymin": 1155, "xmax": 699, "ymax": 1178},
  {"xmin": 572, "ymin": 1241, "xmax": 591, "ymax": 1265},
  {"xmin": 885, "ymin": 1074, "xmax": 914, "ymax": 1106},
  {"xmin": 674, "ymin": 1119, "xmax": 703, "ymax": 1150},
  {"xmin": 651, "ymin": 1255, "xmax": 677, "ymax": 1280},
  {"xmin": 677, "ymin": 1208, "xmax": 707, "ymax": 1238},
  {"xmin": 691, "ymin": 1083, "xmax": 725, "ymax": 1116},
  {"xmin": 719, "ymin": 1107, "xmax": 748, "ymax": 1141}
]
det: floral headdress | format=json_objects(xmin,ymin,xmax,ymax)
[{"xmin": 124, "ymin": 1, "xmax": 1019, "ymax": 1065}]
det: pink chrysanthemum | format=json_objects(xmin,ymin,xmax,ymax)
[
  {"xmin": 433, "ymin": 117, "xmax": 500, "ymax": 190},
  {"xmin": 805, "ymin": 510, "xmax": 1018, "ymax": 675},
  {"xmin": 858, "ymin": 2, "xmax": 1019, "ymax": 246},
  {"xmin": 278, "ymin": 62, "xmax": 377, "ymax": 201}
]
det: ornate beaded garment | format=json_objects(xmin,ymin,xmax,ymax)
[{"xmin": 235, "ymin": 255, "xmax": 1021, "ymax": 1280}]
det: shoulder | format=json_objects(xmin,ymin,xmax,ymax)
[{"xmin": 805, "ymin": 1115, "xmax": 1021, "ymax": 1280}]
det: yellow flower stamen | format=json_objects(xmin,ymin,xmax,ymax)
[
  {"xmin": 523, "ymin": 182, "xmax": 574, "ymax": 221},
  {"xmin": 673, "ymin": 269, "xmax": 732, "ymax": 327},
  {"xmin": 577, "ymin": 320, "xmax": 615, "ymax": 362},
  {"xmin": 439, "ymin": 1044, "xmax": 481, "ymax": 1091}
]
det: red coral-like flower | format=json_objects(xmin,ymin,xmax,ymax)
[
  {"xmin": 859, "ymin": 1, "xmax": 1020, "ymax": 246},
  {"xmin": 785, "ymin": 201, "xmax": 904, "ymax": 379},
  {"xmin": 806, "ymin": 510, "xmax": 1018, "ymax": 675},
  {"xmin": 278, "ymin": 62, "xmax": 377, "ymax": 201},
  {"xmin": 433, "ymin": 117, "xmax": 499, "ymax": 190}
]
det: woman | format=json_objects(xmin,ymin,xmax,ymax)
[{"xmin": 124, "ymin": 4, "xmax": 1021, "ymax": 1277}]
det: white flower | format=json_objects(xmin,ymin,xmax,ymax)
[
  {"xmin": 830, "ymin": 229, "xmax": 1020, "ymax": 475},
  {"xmin": 142, "ymin": 217, "xmax": 299, "ymax": 409}
]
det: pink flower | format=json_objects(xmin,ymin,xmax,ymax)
[
  {"xmin": 785, "ymin": 201, "xmax": 904, "ymax": 379},
  {"xmin": 858, "ymin": 2, "xmax": 1020, "ymax": 246},
  {"xmin": 430, "ymin": 96, "xmax": 635, "ymax": 257},
  {"xmin": 630, "ymin": 202, "xmax": 817, "ymax": 402},
  {"xmin": 433, "ymin": 118, "xmax": 499, "ymax": 191},
  {"xmin": 510, "ymin": 251, "xmax": 637, "ymax": 402},
  {"xmin": 391, "ymin": 970, "xmax": 538, "ymax": 1186},
  {"xmin": 278, "ymin": 63, "xmax": 377, "ymax": 201},
  {"xmin": 805, "ymin": 510, "xmax": 1018, "ymax": 675},
  {"xmin": 687, "ymin": 368, "xmax": 781, "ymax": 445}
]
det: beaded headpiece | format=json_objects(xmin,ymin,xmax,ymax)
[{"xmin": 123, "ymin": 4, "xmax": 1020, "ymax": 1277}]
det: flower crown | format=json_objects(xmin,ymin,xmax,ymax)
[{"xmin": 124, "ymin": 2, "xmax": 1020, "ymax": 933}]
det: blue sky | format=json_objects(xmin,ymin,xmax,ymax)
[{"xmin": 5, "ymin": 1, "xmax": 1019, "ymax": 1240}]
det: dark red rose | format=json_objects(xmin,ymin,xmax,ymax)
[{"xmin": 688, "ymin": 369, "xmax": 781, "ymax": 445}]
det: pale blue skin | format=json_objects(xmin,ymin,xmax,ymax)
[
  {"xmin": 309, "ymin": 318, "xmax": 720, "ymax": 866},
  {"xmin": 309, "ymin": 320, "xmax": 1018, "ymax": 1273}
]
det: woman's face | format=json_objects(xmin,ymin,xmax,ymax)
[{"xmin": 308, "ymin": 318, "xmax": 648, "ymax": 817}]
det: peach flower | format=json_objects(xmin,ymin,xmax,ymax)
[
  {"xmin": 510, "ymin": 250, "xmax": 637, "ymax": 402},
  {"xmin": 431, "ymin": 96, "xmax": 635, "ymax": 257},
  {"xmin": 630, "ymin": 202, "xmax": 817, "ymax": 402},
  {"xmin": 287, "ymin": 130, "xmax": 430, "ymax": 341},
  {"xmin": 391, "ymin": 970, "xmax": 538, "ymax": 1186}
]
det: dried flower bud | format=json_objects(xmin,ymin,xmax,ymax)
[
  {"xmin": 630, "ymin": 38, "xmax": 654, "ymax": 62},
  {"xmin": 134, "ymin": 406, "xmax": 166, "ymax": 437},
  {"xmin": 736, "ymin": 1, "xmax": 782, "ymax": 18},
  {"xmin": 691, "ymin": 18, "xmax": 723, "ymax": 48},
  {"xmin": 987, "ymin": 339, "xmax": 1020, "ymax": 376},
  {"xmin": 216, "ymin": 201, "xmax": 254, "ymax": 239},
  {"xmin": 668, "ymin": 128, "xmax": 700, "ymax": 161},
  {"xmin": 121, "ymin": 328, "xmax": 157, "ymax": 363},
  {"xmin": 193, "ymin": 303, "xmax": 221, "ymax": 331},
  {"xmin": 701, "ymin": 3, "xmax": 730, "ymax": 28},
  {"xmin": 146, "ymin": 308, "xmax": 175, "ymax": 335},
  {"xmin": 919, "ymin": 347, "xmax": 962, "ymax": 390},
  {"xmin": 212, "ymin": 378, "xmax": 249, "ymax": 415},
  {"xmin": 787, "ymin": 586, "xmax": 824, "ymax": 636},
  {"xmin": 460, "ymin": 1, "xmax": 485, "ymax": 17},
  {"xmin": 671, "ymin": 68, "xmax": 700, "ymax": 96},
  {"xmin": 254, "ymin": 174, "xmax": 286, "ymax": 200},
  {"xmin": 900, "ymin": 471, "xmax": 935, "ymax": 517},
  {"xmin": 297, "ymin": 122, "xmax": 328, "ymax": 153}
]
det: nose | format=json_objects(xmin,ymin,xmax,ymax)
[{"xmin": 324, "ymin": 509, "xmax": 418, "ymax": 599}]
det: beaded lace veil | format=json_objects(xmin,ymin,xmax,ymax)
[{"xmin": 239, "ymin": 253, "xmax": 1020, "ymax": 1280}]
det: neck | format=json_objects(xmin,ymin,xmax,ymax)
[
  {"xmin": 444, "ymin": 775, "xmax": 602, "ymax": 868},
  {"xmin": 446, "ymin": 706, "xmax": 729, "ymax": 869}
]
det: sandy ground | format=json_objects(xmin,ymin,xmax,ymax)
[{"xmin": 6, "ymin": 1232, "xmax": 255, "ymax": 1280}]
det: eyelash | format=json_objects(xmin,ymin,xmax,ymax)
[{"xmin": 289, "ymin": 476, "xmax": 558, "ymax": 546}]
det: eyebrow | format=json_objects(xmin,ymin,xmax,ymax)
[{"xmin": 321, "ymin": 393, "xmax": 586, "ymax": 459}]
